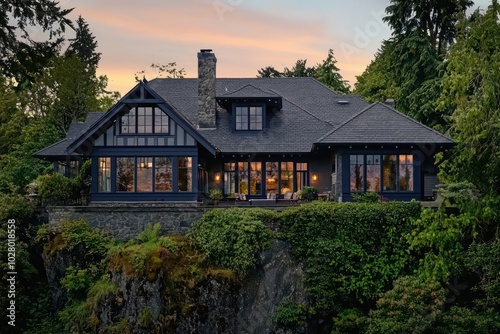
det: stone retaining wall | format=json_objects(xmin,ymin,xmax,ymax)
[{"xmin": 48, "ymin": 203, "xmax": 210, "ymax": 240}]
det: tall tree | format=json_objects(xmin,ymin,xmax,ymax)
[
  {"xmin": 384, "ymin": 0, "xmax": 474, "ymax": 56},
  {"xmin": 314, "ymin": 49, "xmax": 350, "ymax": 93},
  {"xmin": 440, "ymin": 0, "xmax": 500, "ymax": 194},
  {"xmin": 0, "ymin": 0, "xmax": 73, "ymax": 86},
  {"xmin": 257, "ymin": 49, "xmax": 350, "ymax": 92},
  {"xmin": 65, "ymin": 16, "xmax": 101, "ymax": 68}
]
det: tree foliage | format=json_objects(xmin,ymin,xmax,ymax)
[
  {"xmin": 440, "ymin": 1, "xmax": 500, "ymax": 194},
  {"xmin": 65, "ymin": 16, "xmax": 101, "ymax": 68},
  {"xmin": 384, "ymin": 0, "xmax": 473, "ymax": 55},
  {"xmin": 257, "ymin": 49, "xmax": 350, "ymax": 93},
  {"xmin": 0, "ymin": 0, "xmax": 74, "ymax": 86}
]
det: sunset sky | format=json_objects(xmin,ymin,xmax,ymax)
[{"xmin": 63, "ymin": 0, "xmax": 492, "ymax": 95}]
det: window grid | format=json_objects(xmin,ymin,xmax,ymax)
[
  {"xmin": 120, "ymin": 107, "xmax": 169, "ymax": 134},
  {"xmin": 235, "ymin": 106, "xmax": 263, "ymax": 131}
]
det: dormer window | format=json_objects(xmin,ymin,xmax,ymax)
[
  {"xmin": 121, "ymin": 106, "xmax": 169, "ymax": 134},
  {"xmin": 235, "ymin": 105, "xmax": 263, "ymax": 131}
]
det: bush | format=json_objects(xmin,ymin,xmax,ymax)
[
  {"xmin": 190, "ymin": 208, "xmax": 275, "ymax": 274},
  {"xmin": 272, "ymin": 300, "xmax": 307, "ymax": 331},
  {"xmin": 279, "ymin": 201, "xmax": 422, "ymax": 311},
  {"xmin": 36, "ymin": 172, "xmax": 73, "ymax": 204},
  {"xmin": 352, "ymin": 192, "xmax": 380, "ymax": 203},
  {"xmin": 367, "ymin": 276, "xmax": 445, "ymax": 334},
  {"xmin": 299, "ymin": 186, "xmax": 318, "ymax": 201}
]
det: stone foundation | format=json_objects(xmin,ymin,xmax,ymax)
[{"xmin": 48, "ymin": 203, "xmax": 209, "ymax": 240}]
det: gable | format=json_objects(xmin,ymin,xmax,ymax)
[{"xmin": 67, "ymin": 81, "xmax": 216, "ymax": 156}]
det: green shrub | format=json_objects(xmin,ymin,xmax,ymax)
[
  {"xmin": 352, "ymin": 192, "xmax": 380, "ymax": 203},
  {"xmin": 60, "ymin": 266, "xmax": 97, "ymax": 300},
  {"xmin": 36, "ymin": 172, "xmax": 73, "ymax": 203},
  {"xmin": 209, "ymin": 188, "xmax": 223, "ymax": 203},
  {"xmin": 279, "ymin": 201, "xmax": 422, "ymax": 311},
  {"xmin": 138, "ymin": 307, "xmax": 153, "ymax": 328},
  {"xmin": 272, "ymin": 300, "xmax": 307, "ymax": 331},
  {"xmin": 299, "ymin": 186, "xmax": 318, "ymax": 201},
  {"xmin": 190, "ymin": 208, "xmax": 274, "ymax": 274},
  {"xmin": 367, "ymin": 276, "xmax": 445, "ymax": 334},
  {"xmin": 87, "ymin": 274, "xmax": 118, "ymax": 311}
]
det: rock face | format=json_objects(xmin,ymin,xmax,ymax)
[
  {"xmin": 238, "ymin": 240, "xmax": 307, "ymax": 333},
  {"xmin": 44, "ymin": 240, "xmax": 307, "ymax": 333}
]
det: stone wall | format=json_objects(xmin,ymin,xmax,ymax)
[{"xmin": 48, "ymin": 203, "xmax": 210, "ymax": 240}]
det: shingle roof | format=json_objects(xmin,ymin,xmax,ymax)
[
  {"xmin": 317, "ymin": 102, "xmax": 455, "ymax": 145},
  {"xmin": 33, "ymin": 112, "xmax": 105, "ymax": 158},
  {"xmin": 219, "ymin": 84, "xmax": 279, "ymax": 98},
  {"xmin": 148, "ymin": 77, "xmax": 371, "ymax": 153}
]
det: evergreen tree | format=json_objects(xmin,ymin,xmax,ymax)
[
  {"xmin": 65, "ymin": 16, "xmax": 101, "ymax": 68},
  {"xmin": 0, "ymin": 0, "xmax": 73, "ymax": 86}
]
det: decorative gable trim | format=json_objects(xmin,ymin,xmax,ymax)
[{"xmin": 66, "ymin": 81, "xmax": 217, "ymax": 156}]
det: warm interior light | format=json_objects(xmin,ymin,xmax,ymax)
[
  {"xmin": 215, "ymin": 173, "xmax": 221, "ymax": 182},
  {"xmin": 312, "ymin": 173, "xmax": 318, "ymax": 182}
]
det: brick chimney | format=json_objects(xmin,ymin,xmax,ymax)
[{"xmin": 197, "ymin": 49, "xmax": 217, "ymax": 128}]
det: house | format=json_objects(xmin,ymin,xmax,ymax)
[{"xmin": 34, "ymin": 49, "xmax": 454, "ymax": 203}]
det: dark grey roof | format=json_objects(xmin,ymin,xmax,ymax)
[
  {"xmin": 148, "ymin": 77, "xmax": 370, "ymax": 153},
  {"xmin": 33, "ymin": 112, "xmax": 104, "ymax": 158},
  {"xmin": 317, "ymin": 102, "xmax": 455, "ymax": 145},
  {"xmin": 219, "ymin": 84, "xmax": 279, "ymax": 98}
]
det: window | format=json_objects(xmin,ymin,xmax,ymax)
[
  {"xmin": 281, "ymin": 162, "xmax": 294, "ymax": 194},
  {"xmin": 250, "ymin": 162, "xmax": 262, "ymax": 195},
  {"xmin": 223, "ymin": 163, "xmax": 236, "ymax": 195},
  {"xmin": 366, "ymin": 155, "xmax": 381, "ymax": 192},
  {"xmin": 137, "ymin": 157, "xmax": 153, "ymax": 192},
  {"xmin": 137, "ymin": 107, "xmax": 153, "ymax": 133},
  {"xmin": 295, "ymin": 163, "xmax": 308, "ymax": 192},
  {"xmin": 350, "ymin": 155, "xmax": 364, "ymax": 192},
  {"xmin": 235, "ymin": 106, "xmax": 263, "ymax": 130},
  {"xmin": 383, "ymin": 155, "xmax": 397, "ymax": 191},
  {"xmin": 266, "ymin": 162, "xmax": 279, "ymax": 195},
  {"xmin": 155, "ymin": 157, "xmax": 172, "ymax": 192},
  {"xmin": 348, "ymin": 154, "xmax": 414, "ymax": 193},
  {"xmin": 238, "ymin": 162, "xmax": 248, "ymax": 194},
  {"xmin": 117, "ymin": 157, "xmax": 135, "ymax": 191},
  {"xmin": 178, "ymin": 157, "xmax": 192, "ymax": 191},
  {"xmin": 98, "ymin": 157, "xmax": 111, "ymax": 192},
  {"xmin": 399, "ymin": 155, "xmax": 413, "ymax": 191},
  {"xmin": 120, "ymin": 107, "xmax": 169, "ymax": 134}
]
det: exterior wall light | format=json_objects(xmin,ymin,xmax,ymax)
[
  {"xmin": 215, "ymin": 173, "xmax": 221, "ymax": 182},
  {"xmin": 312, "ymin": 173, "xmax": 318, "ymax": 182}
]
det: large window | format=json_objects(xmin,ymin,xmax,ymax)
[
  {"xmin": 350, "ymin": 155, "xmax": 364, "ymax": 192},
  {"xmin": 224, "ymin": 163, "xmax": 236, "ymax": 195},
  {"xmin": 266, "ymin": 162, "xmax": 279, "ymax": 195},
  {"xmin": 383, "ymin": 155, "xmax": 397, "ymax": 191},
  {"xmin": 235, "ymin": 106, "xmax": 263, "ymax": 130},
  {"xmin": 366, "ymin": 155, "xmax": 381, "ymax": 192},
  {"xmin": 399, "ymin": 155, "xmax": 413, "ymax": 191},
  {"xmin": 98, "ymin": 157, "xmax": 111, "ymax": 192},
  {"xmin": 349, "ymin": 154, "xmax": 414, "ymax": 193},
  {"xmin": 116, "ymin": 157, "xmax": 135, "ymax": 192},
  {"xmin": 137, "ymin": 157, "xmax": 153, "ymax": 192},
  {"xmin": 250, "ymin": 162, "xmax": 262, "ymax": 195},
  {"xmin": 155, "ymin": 157, "xmax": 172, "ymax": 192},
  {"xmin": 178, "ymin": 157, "xmax": 192, "ymax": 191},
  {"xmin": 224, "ymin": 161, "xmax": 308, "ymax": 196},
  {"xmin": 121, "ymin": 107, "xmax": 169, "ymax": 134},
  {"xmin": 295, "ymin": 163, "xmax": 308, "ymax": 192},
  {"xmin": 238, "ymin": 162, "xmax": 248, "ymax": 194}
]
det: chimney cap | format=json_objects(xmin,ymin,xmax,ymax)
[{"xmin": 200, "ymin": 49, "xmax": 213, "ymax": 53}]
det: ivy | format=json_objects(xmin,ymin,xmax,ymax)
[{"xmin": 190, "ymin": 208, "xmax": 274, "ymax": 274}]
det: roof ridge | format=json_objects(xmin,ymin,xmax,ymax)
[
  {"xmin": 316, "ymin": 102, "xmax": 376, "ymax": 142},
  {"xmin": 268, "ymin": 88, "xmax": 336, "ymax": 128}
]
